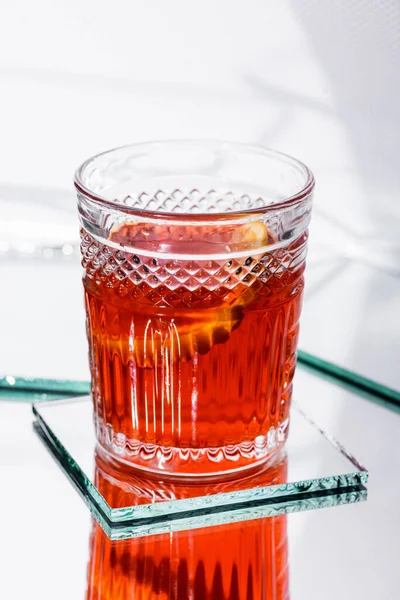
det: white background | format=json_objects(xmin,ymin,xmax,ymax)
[
  {"xmin": 0, "ymin": 0, "xmax": 399, "ymax": 387},
  {"xmin": 0, "ymin": 1, "xmax": 399, "ymax": 598}
]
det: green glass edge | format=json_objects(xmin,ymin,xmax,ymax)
[
  {"xmin": 33, "ymin": 414, "xmax": 367, "ymax": 540},
  {"xmin": 102, "ymin": 489, "xmax": 368, "ymax": 541},
  {"xmin": 110, "ymin": 470, "xmax": 367, "ymax": 522},
  {"xmin": 297, "ymin": 350, "xmax": 400, "ymax": 413},
  {"xmin": 32, "ymin": 406, "xmax": 111, "ymax": 519},
  {"xmin": 32, "ymin": 399, "xmax": 368, "ymax": 526},
  {"xmin": 3, "ymin": 350, "xmax": 400, "ymax": 411},
  {"xmin": 0, "ymin": 376, "xmax": 89, "ymax": 399}
]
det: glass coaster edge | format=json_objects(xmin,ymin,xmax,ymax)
[
  {"xmin": 33, "ymin": 418, "xmax": 367, "ymax": 541},
  {"xmin": 32, "ymin": 399, "xmax": 369, "ymax": 526},
  {"xmin": 107, "ymin": 487, "xmax": 367, "ymax": 541},
  {"xmin": 32, "ymin": 404, "xmax": 113, "ymax": 519},
  {"xmin": 293, "ymin": 405, "xmax": 369, "ymax": 482}
]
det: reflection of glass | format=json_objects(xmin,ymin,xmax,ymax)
[
  {"xmin": 86, "ymin": 449, "xmax": 289, "ymax": 599},
  {"xmin": 76, "ymin": 141, "xmax": 314, "ymax": 477}
]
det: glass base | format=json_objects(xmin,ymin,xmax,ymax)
[
  {"xmin": 96, "ymin": 417, "xmax": 289, "ymax": 478},
  {"xmin": 33, "ymin": 397, "xmax": 368, "ymax": 540}
]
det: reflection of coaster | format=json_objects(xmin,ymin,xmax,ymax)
[{"xmin": 33, "ymin": 398, "xmax": 368, "ymax": 540}]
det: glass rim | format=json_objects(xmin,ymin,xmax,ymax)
[{"xmin": 74, "ymin": 139, "xmax": 315, "ymax": 221}]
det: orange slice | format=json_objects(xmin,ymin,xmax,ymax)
[{"xmin": 126, "ymin": 305, "xmax": 244, "ymax": 368}]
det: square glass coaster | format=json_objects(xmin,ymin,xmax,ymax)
[{"xmin": 33, "ymin": 398, "xmax": 368, "ymax": 540}]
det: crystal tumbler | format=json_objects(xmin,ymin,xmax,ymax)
[{"xmin": 75, "ymin": 141, "xmax": 314, "ymax": 477}]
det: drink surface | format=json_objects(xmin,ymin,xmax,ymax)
[{"xmin": 82, "ymin": 222, "xmax": 306, "ymax": 475}]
